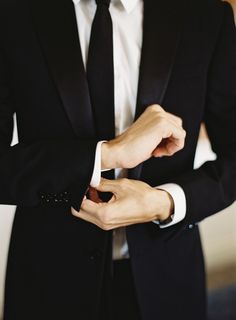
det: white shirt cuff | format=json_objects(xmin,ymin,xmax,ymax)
[
  {"xmin": 90, "ymin": 141, "xmax": 106, "ymax": 188},
  {"xmin": 153, "ymin": 183, "xmax": 186, "ymax": 228}
]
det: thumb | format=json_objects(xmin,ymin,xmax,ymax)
[{"xmin": 96, "ymin": 178, "xmax": 119, "ymax": 194}]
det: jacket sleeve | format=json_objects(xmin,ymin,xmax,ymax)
[
  {"xmin": 0, "ymin": 49, "xmax": 97, "ymax": 209},
  {"xmin": 173, "ymin": 2, "xmax": 236, "ymax": 226}
]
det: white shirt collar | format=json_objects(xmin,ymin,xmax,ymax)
[{"xmin": 72, "ymin": 0, "xmax": 140, "ymax": 14}]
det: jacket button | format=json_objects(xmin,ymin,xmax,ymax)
[
  {"xmin": 188, "ymin": 224, "xmax": 194, "ymax": 229},
  {"xmin": 89, "ymin": 249, "xmax": 103, "ymax": 261}
]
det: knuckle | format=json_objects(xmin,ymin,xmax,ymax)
[
  {"xmin": 101, "ymin": 224, "xmax": 111, "ymax": 231},
  {"xmin": 156, "ymin": 104, "xmax": 164, "ymax": 112},
  {"xmin": 148, "ymin": 104, "xmax": 163, "ymax": 113},
  {"xmin": 147, "ymin": 104, "xmax": 157, "ymax": 112},
  {"xmin": 177, "ymin": 117, "xmax": 183, "ymax": 126}
]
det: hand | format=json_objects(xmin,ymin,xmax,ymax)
[
  {"xmin": 71, "ymin": 178, "xmax": 174, "ymax": 231},
  {"xmin": 101, "ymin": 105, "xmax": 186, "ymax": 170}
]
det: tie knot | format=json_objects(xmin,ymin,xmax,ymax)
[{"xmin": 95, "ymin": 0, "xmax": 111, "ymax": 7}]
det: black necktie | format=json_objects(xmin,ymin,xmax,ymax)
[{"xmin": 87, "ymin": 0, "xmax": 115, "ymax": 141}]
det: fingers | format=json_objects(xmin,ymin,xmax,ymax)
[
  {"xmin": 71, "ymin": 200, "xmax": 140, "ymax": 231},
  {"xmin": 71, "ymin": 200, "xmax": 118, "ymax": 231},
  {"xmin": 96, "ymin": 179, "xmax": 117, "ymax": 193},
  {"xmin": 152, "ymin": 136, "xmax": 185, "ymax": 157},
  {"xmin": 71, "ymin": 179, "xmax": 132, "ymax": 230},
  {"xmin": 147, "ymin": 106, "xmax": 186, "ymax": 157},
  {"xmin": 152, "ymin": 116, "xmax": 186, "ymax": 157},
  {"xmin": 71, "ymin": 198, "xmax": 102, "ymax": 219},
  {"xmin": 71, "ymin": 178, "xmax": 156, "ymax": 230},
  {"xmin": 72, "ymin": 205, "xmax": 105, "ymax": 229},
  {"xmin": 96, "ymin": 178, "xmax": 129, "ymax": 195},
  {"xmin": 81, "ymin": 198, "xmax": 101, "ymax": 214},
  {"xmin": 152, "ymin": 138, "xmax": 183, "ymax": 157}
]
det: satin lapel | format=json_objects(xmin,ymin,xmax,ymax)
[
  {"xmin": 129, "ymin": 0, "xmax": 187, "ymax": 179},
  {"xmin": 29, "ymin": 0, "xmax": 95, "ymax": 138}
]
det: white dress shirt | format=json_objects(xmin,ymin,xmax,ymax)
[{"xmin": 72, "ymin": 0, "xmax": 186, "ymax": 260}]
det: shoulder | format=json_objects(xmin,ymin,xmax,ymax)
[
  {"xmin": 185, "ymin": 0, "xmax": 234, "ymax": 35},
  {"xmin": 206, "ymin": 0, "xmax": 234, "ymax": 22},
  {"xmin": 207, "ymin": 0, "xmax": 235, "ymax": 35},
  {"xmin": 188, "ymin": 0, "xmax": 231, "ymax": 20}
]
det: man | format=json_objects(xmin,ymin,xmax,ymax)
[{"xmin": 0, "ymin": 0, "xmax": 236, "ymax": 319}]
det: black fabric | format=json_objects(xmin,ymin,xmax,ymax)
[
  {"xmin": 0, "ymin": 0, "xmax": 236, "ymax": 319},
  {"xmin": 0, "ymin": 0, "xmax": 98, "ymax": 209},
  {"xmin": 98, "ymin": 260, "xmax": 142, "ymax": 320},
  {"xmin": 111, "ymin": 260, "xmax": 142, "ymax": 320},
  {"xmin": 96, "ymin": 0, "xmax": 111, "ymax": 6},
  {"xmin": 87, "ymin": 0, "xmax": 115, "ymax": 140},
  {"xmin": 87, "ymin": 0, "xmax": 115, "ymax": 195}
]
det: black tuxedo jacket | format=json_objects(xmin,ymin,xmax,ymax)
[{"xmin": 1, "ymin": 0, "xmax": 236, "ymax": 319}]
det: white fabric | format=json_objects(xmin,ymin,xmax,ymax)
[
  {"xmin": 90, "ymin": 141, "xmax": 106, "ymax": 188},
  {"xmin": 73, "ymin": 0, "xmax": 186, "ymax": 260},
  {"xmin": 154, "ymin": 184, "xmax": 187, "ymax": 228}
]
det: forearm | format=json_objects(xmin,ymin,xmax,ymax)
[
  {"xmin": 0, "ymin": 139, "xmax": 98, "ymax": 207},
  {"xmin": 173, "ymin": 156, "xmax": 236, "ymax": 225}
]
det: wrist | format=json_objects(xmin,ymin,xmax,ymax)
[
  {"xmin": 151, "ymin": 188, "xmax": 174, "ymax": 221},
  {"xmin": 101, "ymin": 140, "xmax": 123, "ymax": 170}
]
